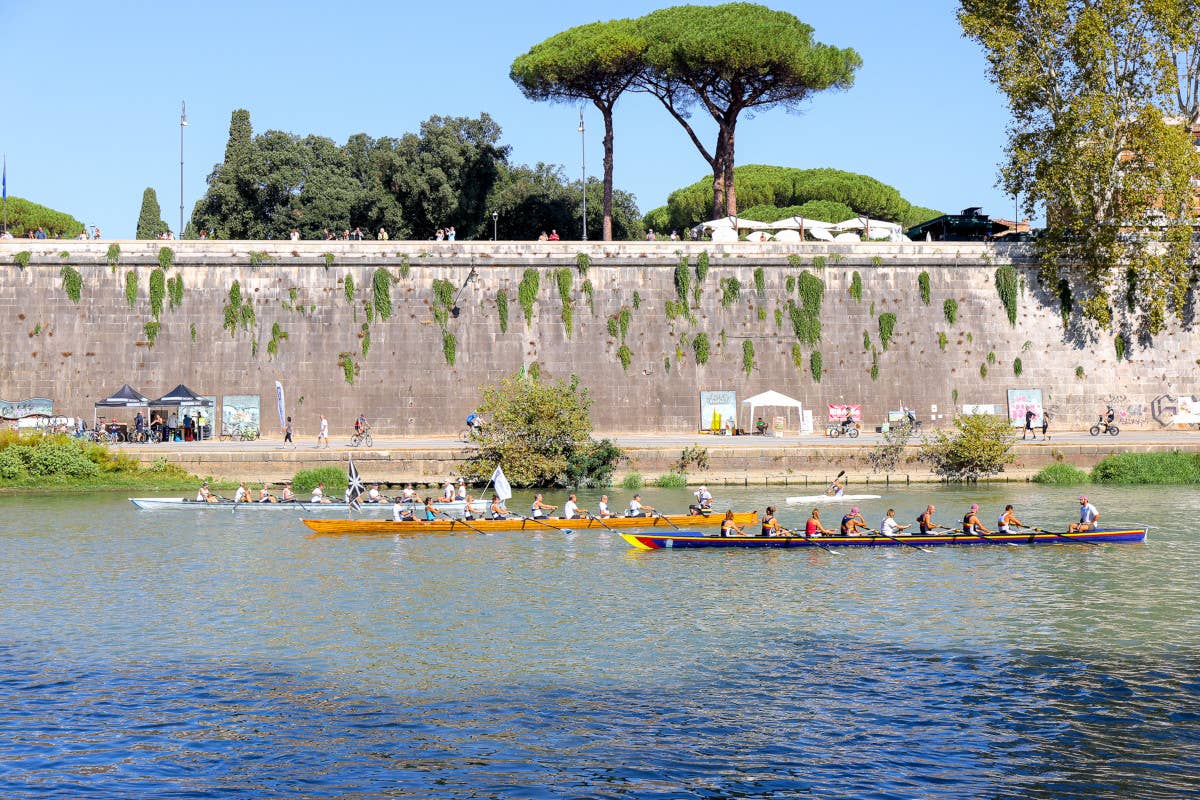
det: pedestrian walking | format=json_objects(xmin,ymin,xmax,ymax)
[
  {"xmin": 1023, "ymin": 408, "xmax": 1036, "ymax": 440},
  {"xmin": 1041, "ymin": 410, "xmax": 1051, "ymax": 441},
  {"xmin": 282, "ymin": 415, "xmax": 295, "ymax": 449},
  {"xmin": 317, "ymin": 414, "xmax": 329, "ymax": 449}
]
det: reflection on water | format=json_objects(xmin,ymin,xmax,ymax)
[{"xmin": 0, "ymin": 485, "xmax": 1197, "ymax": 798}]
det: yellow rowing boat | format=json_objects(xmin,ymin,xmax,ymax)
[{"xmin": 301, "ymin": 511, "xmax": 758, "ymax": 535}]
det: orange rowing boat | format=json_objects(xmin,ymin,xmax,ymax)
[{"xmin": 301, "ymin": 511, "xmax": 758, "ymax": 535}]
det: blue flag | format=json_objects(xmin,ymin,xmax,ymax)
[{"xmin": 2, "ymin": 155, "xmax": 6, "ymax": 201}]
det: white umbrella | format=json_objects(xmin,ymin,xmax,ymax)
[
  {"xmin": 833, "ymin": 216, "xmax": 902, "ymax": 233},
  {"xmin": 700, "ymin": 215, "xmax": 772, "ymax": 231}
]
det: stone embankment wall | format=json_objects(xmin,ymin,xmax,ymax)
[{"xmin": 1, "ymin": 240, "xmax": 1197, "ymax": 434}]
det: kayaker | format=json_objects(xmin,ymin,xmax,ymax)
[
  {"xmin": 1068, "ymin": 496, "xmax": 1100, "ymax": 533},
  {"xmin": 720, "ymin": 510, "xmax": 746, "ymax": 537},
  {"xmin": 761, "ymin": 506, "xmax": 785, "ymax": 536},
  {"xmin": 805, "ymin": 508, "xmax": 834, "ymax": 537},
  {"xmin": 917, "ymin": 504, "xmax": 941, "ymax": 534},
  {"xmin": 392, "ymin": 497, "xmax": 414, "ymax": 522},
  {"xmin": 562, "ymin": 494, "xmax": 581, "ymax": 520},
  {"xmin": 233, "ymin": 482, "xmax": 249, "ymax": 504},
  {"xmin": 997, "ymin": 504, "xmax": 1024, "ymax": 534},
  {"xmin": 841, "ymin": 507, "xmax": 868, "ymax": 536},
  {"xmin": 879, "ymin": 508, "xmax": 910, "ymax": 537},
  {"xmin": 530, "ymin": 494, "xmax": 557, "ymax": 519},
  {"xmin": 281, "ymin": 482, "xmax": 296, "ymax": 503},
  {"xmin": 962, "ymin": 503, "xmax": 992, "ymax": 535},
  {"xmin": 490, "ymin": 495, "xmax": 510, "ymax": 520},
  {"xmin": 596, "ymin": 495, "xmax": 613, "ymax": 518},
  {"xmin": 827, "ymin": 478, "xmax": 845, "ymax": 498},
  {"xmin": 689, "ymin": 486, "xmax": 713, "ymax": 515},
  {"xmin": 627, "ymin": 494, "xmax": 655, "ymax": 518}
]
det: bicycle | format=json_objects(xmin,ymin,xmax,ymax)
[
  {"xmin": 825, "ymin": 423, "xmax": 860, "ymax": 439},
  {"xmin": 459, "ymin": 424, "xmax": 483, "ymax": 443},
  {"xmin": 350, "ymin": 429, "xmax": 374, "ymax": 447},
  {"xmin": 1089, "ymin": 420, "xmax": 1120, "ymax": 436}
]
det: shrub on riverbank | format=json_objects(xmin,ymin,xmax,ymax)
[
  {"xmin": 653, "ymin": 471, "xmax": 688, "ymax": 488},
  {"xmin": 291, "ymin": 466, "xmax": 348, "ymax": 494},
  {"xmin": 1032, "ymin": 463, "xmax": 1090, "ymax": 485},
  {"xmin": 1091, "ymin": 451, "xmax": 1200, "ymax": 484},
  {"xmin": 0, "ymin": 432, "xmax": 196, "ymax": 490}
]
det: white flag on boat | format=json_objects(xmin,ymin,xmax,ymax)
[
  {"xmin": 346, "ymin": 457, "xmax": 365, "ymax": 511},
  {"xmin": 491, "ymin": 465, "xmax": 512, "ymax": 501}
]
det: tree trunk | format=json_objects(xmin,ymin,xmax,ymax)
[
  {"xmin": 601, "ymin": 106, "xmax": 615, "ymax": 241},
  {"xmin": 720, "ymin": 119, "xmax": 737, "ymax": 217},
  {"xmin": 710, "ymin": 129, "xmax": 729, "ymax": 219}
]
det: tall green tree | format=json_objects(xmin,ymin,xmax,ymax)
[
  {"xmin": 511, "ymin": 20, "xmax": 646, "ymax": 241},
  {"xmin": 135, "ymin": 187, "xmax": 169, "ymax": 239},
  {"xmin": 960, "ymin": 0, "xmax": 1200, "ymax": 335},
  {"xmin": 0, "ymin": 197, "xmax": 84, "ymax": 238},
  {"xmin": 636, "ymin": 3, "xmax": 860, "ymax": 219},
  {"xmin": 487, "ymin": 163, "xmax": 643, "ymax": 241}
]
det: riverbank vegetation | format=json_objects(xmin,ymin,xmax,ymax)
[
  {"xmin": 1033, "ymin": 452, "xmax": 1200, "ymax": 485},
  {"xmin": 919, "ymin": 414, "xmax": 1015, "ymax": 482},
  {"xmin": 0, "ymin": 432, "xmax": 199, "ymax": 491}
]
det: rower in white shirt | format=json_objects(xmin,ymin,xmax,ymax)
[
  {"xmin": 596, "ymin": 495, "xmax": 612, "ymax": 518},
  {"xmin": 442, "ymin": 480, "xmax": 455, "ymax": 501},
  {"xmin": 689, "ymin": 485, "xmax": 713, "ymax": 515},
  {"xmin": 311, "ymin": 482, "xmax": 327, "ymax": 504},
  {"xmin": 233, "ymin": 482, "xmax": 249, "ymax": 504},
  {"xmin": 195, "ymin": 481, "xmax": 216, "ymax": 503},
  {"xmin": 366, "ymin": 484, "xmax": 383, "ymax": 503},
  {"xmin": 392, "ymin": 497, "xmax": 414, "ymax": 521},
  {"xmin": 562, "ymin": 494, "xmax": 580, "ymax": 520},
  {"xmin": 879, "ymin": 508, "xmax": 910, "ymax": 537},
  {"xmin": 627, "ymin": 494, "xmax": 655, "ymax": 518}
]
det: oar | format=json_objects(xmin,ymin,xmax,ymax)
[
  {"xmin": 825, "ymin": 469, "xmax": 846, "ymax": 496},
  {"xmin": 651, "ymin": 511, "xmax": 682, "ymax": 530},
  {"xmin": 1030, "ymin": 526, "xmax": 1102, "ymax": 547},
  {"xmin": 947, "ymin": 527, "xmax": 1016, "ymax": 547},
  {"xmin": 435, "ymin": 509, "xmax": 488, "ymax": 536},
  {"xmin": 868, "ymin": 528, "xmax": 932, "ymax": 553},
  {"xmin": 512, "ymin": 512, "xmax": 572, "ymax": 534},
  {"xmin": 779, "ymin": 526, "xmax": 839, "ymax": 556},
  {"xmin": 585, "ymin": 511, "xmax": 619, "ymax": 533}
]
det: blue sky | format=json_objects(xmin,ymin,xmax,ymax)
[{"xmin": 1, "ymin": 0, "xmax": 1017, "ymax": 238}]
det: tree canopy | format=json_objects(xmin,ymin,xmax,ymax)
[
  {"xmin": 1, "ymin": 197, "xmax": 84, "ymax": 238},
  {"xmin": 637, "ymin": 4, "xmax": 861, "ymax": 219},
  {"xmin": 511, "ymin": 19, "xmax": 646, "ymax": 240},
  {"xmin": 135, "ymin": 187, "xmax": 169, "ymax": 239},
  {"xmin": 486, "ymin": 163, "xmax": 644, "ymax": 241},
  {"xmin": 960, "ymin": 0, "xmax": 1200, "ymax": 335}
]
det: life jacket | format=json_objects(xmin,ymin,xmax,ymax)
[
  {"xmin": 962, "ymin": 512, "xmax": 976, "ymax": 534},
  {"xmin": 918, "ymin": 513, "xmax": 931, "ymax": 534}
]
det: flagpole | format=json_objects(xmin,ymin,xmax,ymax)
[{"xmin": 2, "ymin": 154, "xmax": 7, "ymax": 234}]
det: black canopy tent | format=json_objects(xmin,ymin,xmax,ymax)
[
  {"xmin": 93, "ymin": 384, "xmax": 151, "ymax": 430},
  {"xmin": 150, "ymin": 384, "xmax": 215, "ymax": 441}
]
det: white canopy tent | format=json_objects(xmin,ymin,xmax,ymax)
[
  {"xmin": 742, "ymin": 389, "xmax": 804, "ymax": 433},
  {"xmin": 696, "ymin": 215, "xmax": 773, "ymax": 233},
  {"xmin": 832, "ymin": 216, "xmax": 903, "ymax": 241}
]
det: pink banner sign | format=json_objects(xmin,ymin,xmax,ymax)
[{"xmin": 827, "ymin": 404, "xmax": 862, "ymax": 422}]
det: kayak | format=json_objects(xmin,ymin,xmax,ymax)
[
  {"xmin": 786, "ymin": 494, "xmax": 882, "ymax": 504},
  {"xmin": 302, "ymin": 511, "xmax": 759, "ymax": 535},
  {"xmin": 621, "ymin": 527, "xmax": 1147, "ymax": 550},
  {"xmin": 129, "ymin": 497, "xmax": 488, "ymax": 514}
]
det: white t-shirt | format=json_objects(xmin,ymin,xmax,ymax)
[
  {"xmin": 319, "ymin": 418, "xmax": 328, "ymax": 437},
  {"xmin": 196, "ymin": 487, "xmax": 209, "ymax": 502},
  {"xmin": 880, "ymin": 517, "xmax": 901, "ymax": 537},
  {"xmin": 597, "ymin": 500, "xmax": 609, "ymax": 516},
  {"xmin": 392, "ymin": 502, "xmax": 406, "ymax": 521},
  {"xmin": 628, "ymin": 499, "xmax": 643, "ymax": 514},
  {"xmin": 694, "ymin": 489, "xmax": 712, "ymax": 505},
  {"xmin": 563, "ymin": 500, "xmax": 579, "ymax": 519},
  {"xmin": 234, "ymin": 486, "xmax": 247, "ymax": 503},
  {"xmin": 1080, "ymin": 503, "xmax": 1098, "ymax": 524},
  {"xmin": 443, "ymin": 482, "xmax": 454, "ymax": 500},
  {"xmin": 402, "ymin": 487, "xmax": 414, "ymax": 500},
  {"xmin": 368, "ymin": 488, "xmax": 382, "ymax": 502},
  {"xmin": 311, "ymin": 487, "xmax": 324, "ymax": 503}
]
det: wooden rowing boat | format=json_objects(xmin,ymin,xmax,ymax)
[
  {"xmin": 130, "ymin": 497, "xmax": 487, "ymax": 514},
  {"xmin": 301, "ymin": 511, "xmax": 759, "ymax": 535},
  {"xmin": 620, "ymin": 527, "xmax": 1147, "ymax": 550}
]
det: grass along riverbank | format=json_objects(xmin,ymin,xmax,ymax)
[{"xmin": 1033, "ymin": 451, "xmax": 1200, "ymax": 485}]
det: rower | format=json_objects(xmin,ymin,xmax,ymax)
[
  {"xmin": 490, "ymin": 494, "xmax": 510, "ymax": 520},
  {"xmin": 841, "ymin": 506, "xmax": 868, "ymax": 536},
  {"xmin": 422, "ymin": 497, "xmax": 437, "ymax": 521},
  {"xmin": 233, "ymin": 482, "xmax": 249, "ymax": 504},
  {"xmin": 392, "ymin": 496, "xmax": 414, "ymax": 522},
  {"xmin": 805, "ymin": 508, "xmax": 834, "ymax": 537},
  {"xmin": 1068, "ymin": 496, "xmax": 1099, "ymax": 533},
  {"xmin": 917, "ymin": 504, "xmax": 941, "ymax": 535},
  {"xmin": 962, "ymin": 503, "xmax": 992, "ymax": 535},
  {"xmin": 530, "ymin": 493, "xmax": 557, "ymax": 519},
  {"xmin": 281, "ymin": 482, "xmax": 296, "ymax": 503},
  {"xmin": 997, "ymin": 504, "xmax": 1024, "ymax": 534},
  {"xmin": 455, "ymin": 478, "xmax": 467, "ymax": 501},
  {"xmin": 720, "ymin": 509, "xmax": 746, "ymax": 537},
  {"xmin": 195, "ymin": 481, "xmax": 217, "ymax": 503},
  {"xmin": 366, "ymin": 483, "xmax": 383, "ymax": 504},
  {"xmin": 596, "ymin": 494, "xmax": 613, "ymax": 518},
  {"xmin": 311, "ymin": 482, "xmax": 329, "ymax": 504},
  {"xmin": 257, "ymin": 484, "xmax": 276, "ymax": 503},
  {"xmin": 402, "ymin": 484, "xmax": 415, "ymax": 502},
  {"xmin": 562, "ymin": 493, "xmax": 581, "ymax": 520},
  {"xmin": 689, "ymin": 485, "xmax": 713, "ymax": 515},
  {"xmin": 827, "ymin": 478, "xmax": 845, "ymax": 498},
  {"xmin": 462, "ymin": 493, "xmax": 476, "ymax": 520},
  {"xmin": 879, "ymin": 508, "xmax": 910, "ymax": 537},
  {"xmin": 627, "ymin": 494, "xmax": 654, "ymax": 518},
  {"xmin": 441, "ymin": 480, "xmax": 455, "ymax": 501},
  {"xmin": 761, "ymin": 506, "xmax": 785, "ymax": 536}
]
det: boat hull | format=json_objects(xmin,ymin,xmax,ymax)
[
  {"xmin": 302, "ymin": 511, "xmax": 758, "ymax": 535},
  {"xmin": 621, "ymin": 527, "xmax": 1147, "ymax": 550},
  {"xmin": 130, "ymin": 497, "xmax": 488, "ymax": 514}
]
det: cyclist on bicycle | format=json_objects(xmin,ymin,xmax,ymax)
[
  {"xmin": 466, "ymin": 412, "xmax": 484, "ymax": 433},
  {"xmin": 1099, "ymin": 405, "xmax": 1116, "ymax": 431},
  {"xmin": 840, "ymin": 408, "xmax": 857, "ymax": 433},
  {"xmin": 354, "ymin": 414, "xmax": 367, "ymax": 435}
]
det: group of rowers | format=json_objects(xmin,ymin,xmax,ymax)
[{"xmin": 721, "ymin": 496, "xmax": 1101, "ymax": 538}]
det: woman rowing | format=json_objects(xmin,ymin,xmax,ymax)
[
  {"xmin": 720, "ymin": 509, "xmax": 746, "ymax": 537},
  {"xmin": 997, "ymin": 504, "xmax": 1024, "ymax": 535},
  {"xmin": 761, "ymin": 506, "xmax": 785, "ymax": 536},
  {"xmin": 879, "ymin": 508, "xmax": 909, "ymax": 537},
  {"xmin": 805, "ymin": 508, "xmax": 835, "ymax": 538},
  {"xmin": 962, "ymin": 504, "xmax": 993, "ymax": 535},
  {"xmin": 489, "ymin": 494, "xmax": 510, "ymax": 520},
  {"xmin": 840, "ymin": 507, "xmax": 868, "ymax": 536},
  {"xmin": 422, "ymin": 497, "xmax": 437, "ymax": 521}
]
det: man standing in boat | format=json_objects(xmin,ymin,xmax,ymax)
[{"xmin": 1069, "ymin": 496, "xmax": 1100, "ymax": 533}]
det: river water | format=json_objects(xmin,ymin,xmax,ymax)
[{"xmin": 1, "ymin": 484, "xmax": 1197, "ymax": 798}]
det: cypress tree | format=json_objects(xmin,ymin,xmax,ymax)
[{"xmin": 135, "ymin": 187, "xmax": 168, "ymax": 239}]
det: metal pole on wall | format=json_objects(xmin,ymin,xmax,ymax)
[
  {"xmin": 578, "ymin": 108, "xmax": 587, "ymax": 241},
  {"xmin": 492, "ymin": 210, "xmax": 498, "ymax": 241},
  {"xmin": 180, "ymin": 101, "xmax": 188, "ymax": 238}
]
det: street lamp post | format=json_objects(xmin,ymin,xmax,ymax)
[
  {"xmin": 492, "ymin": 211, "xmax": 498, "ymax": 242},
  {"xmin": 179, "ymin": 101, "xmax": 188, "ymax": 239},
  {"xmin": 578, "ymin": 108, "xmax": 587, "ymax": 241}
]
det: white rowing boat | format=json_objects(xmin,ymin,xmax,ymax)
[
  {"xmin": 785, "ymin": 494, "xmax": 882, "ymax": 504},
  {"xmin": 129, "ymin": 497, "xmax": 489, "ymax": 514}
]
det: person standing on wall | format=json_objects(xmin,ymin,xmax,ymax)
[
  {"xmin": 1041, "ymin": 410, "xmax": 1051, "ymax": 441},
  {"xmin": 1023, "ymin": 408, "xmax": 1037, "ymax": 441},
  {"xmin": 282, "ymin": 416, "xmax": 295, "ymax": 449},
  {"xmin": 317, "ymin": 414, "xmax": 329, "ymax": 449}
]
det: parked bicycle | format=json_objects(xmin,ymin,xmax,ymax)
[{"xmin": 219, "ymin": 423, "xmax": 260, "ymax": 442}]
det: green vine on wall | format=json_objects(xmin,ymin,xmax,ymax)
[
  {"xmin": 497, "ymin": 289, "xmax": 509, "ymax": 333},
  {"xmin": 753, "ymin": 266, "xmax": 765, "ymax": 297},
  {"xmin": 878, "ymin": 312, "xmax": 897, "ymax": 350},
  {"xmin": 987, "ymin": 350, "xmax": 996, "ymax": 364},
  {"xmin": 785, "ymin": 275, "xmax": 796, "ymax": 293},
  {"xmin": 575, "ymin": 252, "xmax": 590, "ymax": 275},
  {"xmin": 695, "ymin": 251, "xmax": 710, "ymax": 282},
  {"xmin": 167, "ymin": 274, "xmax": 183, "ymax": 309},
  {"xmin": 616, "ymin": 343, "xmax": 632, "ymax": 372},
  {"xmin": 222, "ymin": 280, "xmax": 255, "ymax": 336},
  {"xmin": 674, "ymin": 254, "xmax": 691, "ymax": 300},
  {"xmin": 632, "ymin": 291, "xmax": 642, "ymax": 310},
  {"xmin": 360, "ymin": 323, "xmax": 371, "ymax": 356},
  {"xmin": 918, "ymin": 271, "xmax": 931, "ymax": 305},
  {"xmin": 719, "ymin": 276, "xmax": 741, "ymax": 308},
  {"xmin": 938, "ymin": 332, "xmax": 948, "ymax": 351},
  {"xmin": 143, "ymin": 320, "xmax": 160, "ymax": 345},
  {"xmin": 125, "ymin": 270, "xmax": 138, "ymax": 308},
  {"xmin": 849, "ymin": 271, "xmax": 862, "ymax": 302},
  {"xmin": 1013, "ymin": 357, "xmax": 1023, "ymax": 376},
  {"xmin": 518, "ymin": 268, "xmax": 539, "ymax": 324},
  {"xmin": 943, "ymin": 298, "xmax": 958, "ymax": 325},
  {"xmin": 149, "ymin": 268, "xmax": 165, "ymax": 318},
  {"xmin": 870, "ymin": 347, "xmax": 880, "ymax": 381},
  {"xmin": 788, "ymin": 271, "xmax": 825, "ymax": 346},
  {"xmin": 105, "ymin": 243, "xmax": 120, "ymax": 266},
  {"xmin": 980, "ymin": 363, "xmax": 989, "ymax": 378},
  {"xmin": 606, "ymin": 315, "xmax": 620, "ymax": 339},
  {"xmin": 157, "ymin": 247, "xmax": 174, "ymax": 271},
  {"xmin": 267, "ymin": 321, "xmax": 288, "ymax": 358},
  {"xmin": 863, "ymin": 330, "xmax": 872, "ymax": 351},
  {"xmin": 373, "ymin": 267, "xmax": 393, "ymax": 321},
  {"xmin": 555, "ymin": 267, "xmax": 573, "ymax": 338},
  {"xmin": 618, "ymin": 307, "xmax": 631, "ymax": 341},
  {"xmin": 1115, "ymin": 333, "xmax": 1127, "ymax": 361},
  {"xmin": 774, "ymin": 308, "xmax": 783, "ymax": 329},
  {"xmin": 693, "ymin": 332, "xmax": 710, "ymax": 364},
  {"xmin": 791, "ymin": 343, "xmax": 803, "ymax": 368},
  {"xmin": 398, "ymin": 257, "xmax": 410, "ymax": 279},
  {"xmin": 581, "ymin": 279, "xmax": 594, "ymax": 315},
  {"xmin": 337, "ymin": 352, "xmax": 357, "ymax": 384},
  {"xmin": 249, "ymin": 250, "xmax": 273, "ymax": 267},
  {"xmin": 810, "ymin": 351, "xmax": 823, "ymax": 382},
  {"xmin": 14, "ymin": 251, "xmax": 30, "ymax": 269},
  {"xmin": 323, "ymin": 253, "xmax": 335, "ymax": 269},
  {"xmin": 742, "ymin": 340, "xmax": 755, "ymax": 375},
  {"xmin": 344, "ymin": 273, "xmax": 356, "ymax": 304},
  {"xmin": 994, "ymin": 265, "xmax": 1019, "ymax": 326},
  {"xmin": 60, "ymin": 265, "xmax": 82, "ymax": 303}
]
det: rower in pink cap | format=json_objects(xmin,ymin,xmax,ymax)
[
  {"xmin": 962, "ymin": 503, "xmax": 993, "ymax": 535},
  {"xmin": 840, "ymin": 506, "xmax": 869, "ymax": 536}
]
